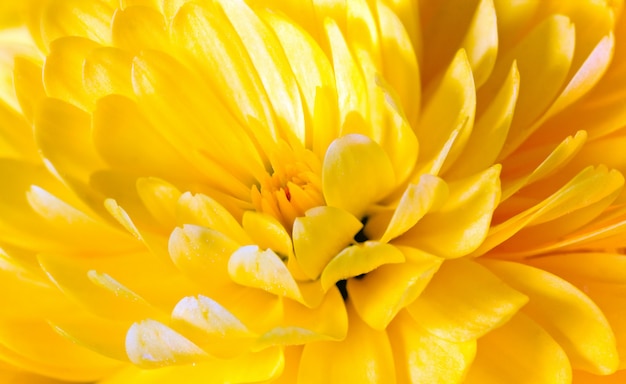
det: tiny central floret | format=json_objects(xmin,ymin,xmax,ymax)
[{"xmin": 251, "ymin": 143, "xmax": 324, "ymax": 230}]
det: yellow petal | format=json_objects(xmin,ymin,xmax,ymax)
[
  {"xmin": 50, "ymin": 313, "xmax": 131, "ymax": 362},
  {"xmin": 215, "ymin": 0, "xmax": 306, "ymax": 144},
  {"xmin": 377, "ymin": 174, "xmax": 448, "ymax": 243},
  {"xmin": 0, "ymin": 99, "xmax": 38, "ymax": 161},
  {"xmin": 38, "ymin": 253, "xmax": 161, "ymax": 322},
  {"xmin": 0, "ymin": 160, "xmax": 81, "ymax": 250},
  {"xmin": 346, "ymin": 0, "xmax": 380, "ymax": 69},
  {"xmin": 322, "ymin": 134, "xmax": 396, "ymax": 218},
  {"xmin": 26, "ymin": 186, "xmax": 137, "ymax": 253},
  {"xmin": 408, "ymin": 258, "xmax": 528, "ymax": 342},
  {"xmin": 242, "ymin": 211, "xmax": 293, "ymax": 260},
  {"xmin": 170, "ymin": 295, "xmax": 255, "ymax": 357},
  {"xmin": 12, "ymin": 57, "xmax": 46, "ymax": 124},
  {"xmin": 376, "ymin": 1, "xmax": 420, "ymax": 126},
  {"xmin": 483, "ymin": 14, "xmax": 575, "ymax": 157},
  {"xmin": 374, "ymin": 77, "xmax": 420, "ymax": 185},
  {"xmin": 419, "ymin": 0, "xmax": 482, "ymax": 81},
  {"xmin": 256, "ymin": 287, "xmax": 347, "ymax": 349},
  {"xmin": 83, "ymin": 46, "xmax": 135, "ymax": 104},
  {"xmin": 111, "ymin": 5, "xmax": 169, "ymax": 53},
  {"xmin": 34, "ymin": 97, "xmax": 105, "ymax": 183},
  {"xmin": 542, "ymin": 32, "xmax": 614, "ymax": 122},
  {"xmin": 464, "ymin": 312, "xmax": 572, "ymax": 384},
  {"xmin": 93, "ymin": 95, "xmax": 204, "ymax": 182},
  {"xmin": 125, "ymin": 319, "xmax": 210, "ymax": 367},
  {"xmin": 176, "ymin": 192, "xmax": 251, "ymax": 245},
  {"xmin": 100, "ymin": 347, "xmax": 283, "ymax": 384},
  {"xmin": 297, "ymin": 302, "xmax": 396, "ymax": 383},
  {"xmin": 292, "ymin": 206, "xmax": 363, "ymax": 279},
  {"xmin": 39, "ymin": 0, "xmax": 113, "ymax": 50},
  {"xmin": 388, "ymin": 310, "xmax": 476, "ymax": 384},
  {"xmin": 136, "ymin": 177, "xmax": 180, "ymax": 230},
  {"xmin": 501, "ymin": 130, "xmax": 588, "ymax": 201},
  {"xmin": 528, "ymin": 253, "xmax": 626, "ymax": 285},
  {"xmin": 573, "ymin": 369, "xmax": 626, "ymax": 384},
  {"xmin": 131, "ymin": 50, "xmax": 264, "ymax": 194},
  {"xmin": 397, "ymin": 165, "xmax": 501, "ymax": 258},
  {"xmin": 484, "ymin": 259, "xmax": 619, "ymax": 374},
  {"xmin": 0, "ymin": 247, "xmax": 71, "ymax": 318},
  {"xmin": 260, "ymin": 9, "xmax": 339, "ymax": 155},
  {"xmin": 0, "ymin": 319, "xmax": 120, "ymax": 382},
  {"xmin": 417, "ymin": 49, "xmax": 475, "ymax": 176},
  {"xmin": 461, "ymin": 0, "xmax": 498, "ymax": 87},
  {"xmin": 42, "ymin": 37, "xmax": 99, "ymax": 111},
  {"xmin": 448, "ymin": 61, "xmax": 519, "ymax": 179},
  {"xmin": 170, "ymin": 2, "xmax": 279, "ymax": 151},
  {"xmin": 324, "ymin": 18, "xmax": 369, "ymax": 130},
  {"xmin": 228, "ymin": 245, "xmax": 303, "ymax": 303},
  {"xmin": 320, "ymin": 241, "xmax": 405, "ymax": 291},
  {"xmin": 475, "ymin": 166, "xmax": 624, "ymax": 257},
  {"xmin": 168, "ymin": 224, "xmax": 239, "ymax": 289},
  {"xmin": 103, "ymin": 198, "xmax": 171, "ymax": 263},
  {"xmin": 349, "ymin": 249, "xmax": 442, "ymax": 330}
]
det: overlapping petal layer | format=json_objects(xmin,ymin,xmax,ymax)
[{"xmin": 0, "ymin": 0, "xmax": 625, "ymax": 383}]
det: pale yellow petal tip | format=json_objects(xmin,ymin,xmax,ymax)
[{"xmin": 126, "ymin": 320, "xmax": 209, "ymax": 368}]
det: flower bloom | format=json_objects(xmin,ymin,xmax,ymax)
[{"xmin": 1, "ymin": 0, "xmax": 626, "ymax": 382}]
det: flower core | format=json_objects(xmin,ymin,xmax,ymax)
[{"xmin": 251, "ymin": 142, "xmax": 323, "ymax": 230}]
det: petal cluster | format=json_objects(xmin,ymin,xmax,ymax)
[{"xmin": 0, "ymin": 0, "xmax": 625, "ymax": 383}]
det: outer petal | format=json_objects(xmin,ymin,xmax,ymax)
[
  {"xmin": 484, "ymin": 260, "xmax": 619, "ymax": 374},
  {"xmin": 101, "ymin": 347, "xmax": 283, "ymax": 384},
  {"xmin": 388, "ymin": 311, "xmax": 476, "ymax": 384},
  {"xmin": 0, "ymin": 319, "xmax": 120, "ymax": 382},
  {"xmin": 464, "ymin": 313, "xmax": 572, "ymax": 384},
  {"xmin": 297, "ymin": 303, "xmax": 396, "ymax": 383},
  {"xmin": 408, "ymin": 259, "xmax": 528, "ymax": 342}
]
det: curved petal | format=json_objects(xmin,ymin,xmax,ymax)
[
  {"xmin": 349, "ymin": 249, "xmax": 442, "ymax": 330},
  {"xmin": 397, "ymin": 165, "xmax": 501, "ymax": 258},
  {"xmin": 322, "ymin": 134, "xmax": 396, "ymax": 218},
  {"xmin": 464, "ymin": 313, "xmax": 572, "ymax": 384},
  {"xmin": 408, "ymin": 258, "xmax": 528, "ymax": 342},
  {"xmin": 416, "ymin": 49, "xmax": 475, "ymax": 176},
  {"xmin": 388, "ymin": 311, "xmax": 476, "ymax": 384},
  {"xmin": 484, "ymin": 260, "xmax": 619, "ymax": 374},
  {"xmin": 101, "ymin": 347, "xmax": 283, "ymax": 384},
  {"xmin": 242, "ymin": 211, "xmax": 293, "ymax": 260},
  {"xmin": 126, "ymin": 319, "xmax": 210, "ymax": 367},
  {"xmin": 297, "ymin": 303, "xmax": 396, "ymax": 383},
  {"xmin": 228, "ymin": 245, "xmax": 303, "ymax": 303},
  {"xmin": 170, "ymin": 295, "xmax": 255, "ymax": 357},
  {"xmin": 176, "ymin": 192, "xmax": 251, "ymax": 245},
  {"xmin": 292, "ymin": 206, "xmax": 363, "ymax": 280},
  {"xmin": 0, "ymin": 319, "xmax": 120, "ymax": 382},
  {"xmin": 320, "ymin": 241, "xmax": 405, "ymax": 291}
]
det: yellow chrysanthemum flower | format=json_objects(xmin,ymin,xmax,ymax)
[{"xmin": 1, "ymin": 0, "xmax": 626, "ymax": 382}]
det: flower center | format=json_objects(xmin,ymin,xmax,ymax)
[{"xmin": 251, "ymin": 142, "xmax": 324, "ymax": 230}]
